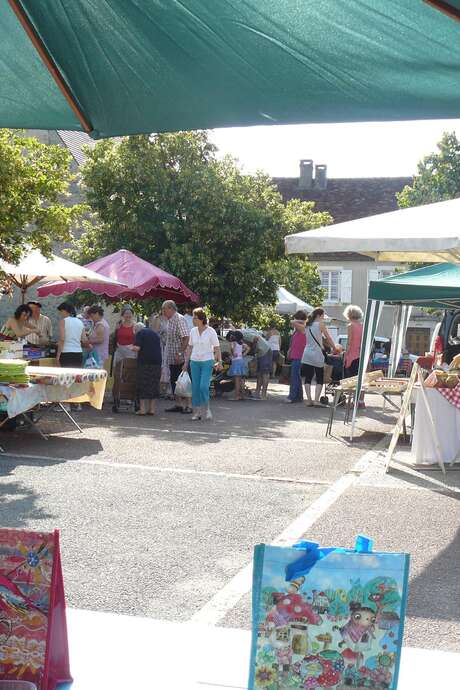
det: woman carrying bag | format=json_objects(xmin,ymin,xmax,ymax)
[
  {"xmin": 301, "ymin": 307, "xmax": 338, "ymax": 407},
  {"xmin": 183, "ymin": 308, "xmax": 222, "ymax": 421}
]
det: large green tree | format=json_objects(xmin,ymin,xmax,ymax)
[
  {"xmin": 74, "ymin": 132, "xmax": 331, "ymax": 320},
  {"xmin": 397, "ymin": 132, "xmax": 460, "ymax": 209},
  {"xmin": 0, "ymin": 129, "xmax": 84, "ymax": 265}
]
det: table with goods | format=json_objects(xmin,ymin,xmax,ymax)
[
  {"xmin": 0, "ymin": 359, "xmax": 107, "ymax": 450},
  {"xmin": 411, "ymin": 354, "xmax": 460, "ymax": 468},
  {"xmin": 326, "ymin": 370, "xmax": 410, "ymax": 437}
]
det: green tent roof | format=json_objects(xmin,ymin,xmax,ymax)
[
  {"xmin": 2, "ymin": 1, "xmax": 460, "ymax": 138},
  {"xmin": 369, "ymin": 263, "xmax": 460, "ymax": 308}
]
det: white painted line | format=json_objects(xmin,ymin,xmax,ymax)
[
  {"xmin": 0, "ymin": 452, "xmax": 331, "ymax": 487},
  {"xmin": 189, "ymin": 438, "xmax": 387, "ymax": 626}
]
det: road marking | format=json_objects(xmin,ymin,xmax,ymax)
[
  {"xmin": 189, "ymin": 437, "xmax": 388, "ymax": 626},
  {"xmin": 0, "ymin": 452, "xmax": 331, "ymax": 487}
]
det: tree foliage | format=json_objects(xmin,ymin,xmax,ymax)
[
  {"xmin": 0, "ymin": 129, "xmax": 84, "ymax": 264},
  {"xmin": 397, "ymin": 132, "xmax": 460, "ymax": 209},
  {"xmin": 74, "ymin": 132, "xmax": 331, "ymax": 320}
]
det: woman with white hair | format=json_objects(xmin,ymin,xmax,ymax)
[{"xmin": 343, "ymin": 304, "xmax": 364, "ymax": 378}]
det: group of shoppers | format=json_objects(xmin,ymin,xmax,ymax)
[
  {"xmin": 6, "ymin": 296, "xmax": 363, "ymax": 417},
  {"xmin": 287, "ymin": 304, "xmax": 363, "ymax": 407}
]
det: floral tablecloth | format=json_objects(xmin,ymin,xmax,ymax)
[{"xmin": 0, "ymin": 378, "xmax": 106, "ymax": 418}]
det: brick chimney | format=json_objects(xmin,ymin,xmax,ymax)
[
  {"xmin": 298, "ymin": 159, "xmax": 313, "ymax": 190},
  {"xmin": 315, "ymin": 164, "xmax": 327, "ymax": 190}
]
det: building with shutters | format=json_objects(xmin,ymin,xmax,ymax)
[{"xmin": 275, "ymin": 161, "xmax": 438, "ymax": 352}]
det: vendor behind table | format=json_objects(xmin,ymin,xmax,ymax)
[
  {"xmin": 26, "ymin": 301, "xmax": 53, "ymax": 346},
  {"xmin": 1, "ymin": 304, "xmax": 39, "ymax": 341}
]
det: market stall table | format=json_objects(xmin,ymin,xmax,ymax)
[
  {"xmin": 412, "ymin": 384, "xmax": 460, "ymax": 467},
  {"xmin": 326, "ymin": 373, "xmax": 409, "ymax": 438},
  {"xmin": 0, "ymin": 366, "xmax": 107, "ymax": 447}
]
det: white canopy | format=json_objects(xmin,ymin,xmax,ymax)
[
  {"xmin": 276, "ymin": 287, "xmax": 313, "ymax": 315},
  {"xmin": 0, "ymin": 250, "xmax": 126, "ymax": 301},
  {"xmin": 285, "ymin": 197, "xmax": 460, "ymax": 263}
]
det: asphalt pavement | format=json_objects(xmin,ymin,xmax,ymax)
[{"xmin": 0, "ymin": 383, "xmax": 458, "ymax": 653}]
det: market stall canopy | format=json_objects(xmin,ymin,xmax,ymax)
[
  {"xmin": 285, "ymin": 198, "xmax": 460, "ymax": 263},
  {"xmin": 276, "ymin": 287, "xmax": 314, "ymax": 315},
  {"xmin": 351, "ymin": 262, "xmax": 460, "ymax": 439},
  {"xmin": 369, "ymin": 262, "xmax": 460, "ymax": 308},
  {"xmin": 37, "ymin": 249, "xmax": 199, "ymax": 304},
  {"xmin": 0, "ymin": 249, "xmax": 126, "ymax": 301},
  {"xmin": 3, "ymin": 1, "xmax": 460, "ymax": 138}
]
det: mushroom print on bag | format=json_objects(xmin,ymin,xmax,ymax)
[{"xmin": 249, "ymin": 543, "xmax": 409, "ymax": 690}]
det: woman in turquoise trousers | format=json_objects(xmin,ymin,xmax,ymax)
[{"xmin": 183, "ymin": 308, "xmax": 222, "ymax": 421}]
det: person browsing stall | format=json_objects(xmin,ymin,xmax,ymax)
[
  {"xmin": 241, "ymin": 328, "xmax": 272, "ymax": 400},
  {"xmin": 26, "ymin": 302, "xmax": 52, "ymax": 346},
  {"xmin": 56, "ymin": 302, "xmax": 89, "ymax": 367},
  {"xmin": 183, "ymin": 308, "xmax": 222, "ymax": 421},
  {"xmin": 226, "ymin": 330, "xmax": 249, "ymax": 401},
  {"xmin": 1, "ymin": 305, "xmax": 39, "ymax": 340},
  {"xmin": 162, "ymin": 300, "xmax": 191, "ymax": 413},
  {"xmin": 266, "ymin": 323, "xmax": 281, "ymax": 378},
  {"xmin": 286, "ymin": 310, "xmax": 307, "ymax": 403},
  {"xmin": 87, "ymin": 305, "xmax": 110, "ymax": 368},
  {"xmin": 301, "ymin": 307, "xmax": 338, "ymax": 407},
  {"xmin": 129, "ymin": 326, "xmax": 162, "ymax": 416}
]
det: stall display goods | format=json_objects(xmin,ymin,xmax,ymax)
[{"xmin": 0, "ymin": 359, "xmax": 29, "ymax": 384}]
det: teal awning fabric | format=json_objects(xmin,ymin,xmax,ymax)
[
  {"xmin": 369, "ymin": 263, "xmax": 460, "ymax": 308},
  {"xmin": 3, "ymin": 1, "xmax": 460, "ymax": 138}
]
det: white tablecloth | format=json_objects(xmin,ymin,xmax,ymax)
[{"xmin": 412, "ymin": 387, "xmax": 460, "ymax": 465}]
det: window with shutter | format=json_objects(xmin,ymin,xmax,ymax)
[{"xmin": 320, "ymin": 270, "xmax": 341, "ymax": 303}]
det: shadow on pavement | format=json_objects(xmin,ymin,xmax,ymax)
[
  {"xmin": 407, "ymin": 527, "xmax": 460, "ymax": 622},
  {"xmin": 0, "ymin": 461, "xmax": 56, "ymax": 527}
]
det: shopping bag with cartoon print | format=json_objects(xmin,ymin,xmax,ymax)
[
  {"xmin": 249, "ymin": 537, "xmax": 409, "ymax": 690},
  {"xmin": 0, "ymin": 528, "xmax": 71, "ymax": 690}
]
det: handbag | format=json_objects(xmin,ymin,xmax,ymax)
[
  {"xmin": 309, "ymin": 327, "xmax": 329, "ymax": 362},
  {"xmin": 0, "ymin": 528, "xmax": 71, "ymax": 690},
  {"xmin": 248, "ymin": 536, "xmax": 409, "ymax": 690}
]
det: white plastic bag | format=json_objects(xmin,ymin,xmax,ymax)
[{"xmin": 175, "ymin": 370, "xmax": 192, "ymax": 397}]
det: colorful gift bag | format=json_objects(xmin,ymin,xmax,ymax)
[
  {"xmin": 0, "ymin": 529, "xmax": 71, "ymax": 690},
  {"xmin": 249, "ymin": 537, "xmax": 409, "ymax": 690}
]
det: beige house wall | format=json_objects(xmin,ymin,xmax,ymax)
[{"xmin": 316, "ymin": 260, "xmax": 439, "ymax": 344}]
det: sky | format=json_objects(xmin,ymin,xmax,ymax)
[{"xmin": 209, "ymin": 119, "xmax": 460, "ymax": 179}]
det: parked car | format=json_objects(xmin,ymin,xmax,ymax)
[{"xmin": 436, "ymin": 310, "xmax": 460, "ymax": 364}]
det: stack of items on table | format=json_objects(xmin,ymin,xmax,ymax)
[
  {"xmin": 0, "ymin": 339, "xmax": 24, "ymax": 359},
  {"xmin": 0, "ymin": 359, "xmax": 29, "ymax": 385}
]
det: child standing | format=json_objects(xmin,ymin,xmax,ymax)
[{"xmin": 226, "ymin": 330, "xmax": 249, "ymax": 400}]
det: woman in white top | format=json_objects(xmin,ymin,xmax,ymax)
[
  {"xmin": 302, "ymin": 307, "xmax": 337, "ymax": 407},
  {"xmin": 183, "ymin": 308, "xmax": 222, "ymax": 421},
  {"xmin": 57, "ymin": 302, "xmax": 89, "ymax": 367}
]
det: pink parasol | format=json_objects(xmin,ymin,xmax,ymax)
[{"xmin": 37, "ymin": 249, "xmax": 199, "ymax": 303}]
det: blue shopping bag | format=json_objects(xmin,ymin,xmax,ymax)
[{"xmin": 249, "ymin": 537, "xmax": 409, "ymax": 690}]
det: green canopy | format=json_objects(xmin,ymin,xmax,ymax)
[
  {"xmin": 3, "ymin": 1, "xmax": 460, "ymax": 138},
  {"xmin": 368, "ymin": 263, "xmax": 460, "ymax": 309},
  {"xmin": 351, "ymin": 262, "xmax": 460, "ymax": 439}
]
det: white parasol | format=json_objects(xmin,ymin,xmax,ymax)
[{"xmin": 0, "ymin": 249, "xmax": 126, "ymax": 302}]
